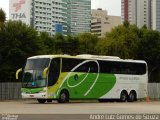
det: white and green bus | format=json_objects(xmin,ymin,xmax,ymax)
[{"xmin": 16, "ymin": 54, "xmax": 148, "ymax": 103}]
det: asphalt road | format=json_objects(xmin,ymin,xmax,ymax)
[{"xmin": 0, "ymin": 100, "xmax": 160, "ymax": 120}]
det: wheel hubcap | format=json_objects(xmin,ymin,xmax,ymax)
[
  {"xmin": 121, "ymin": 93, "xmax": 127, "ymax": 101},
  {"xmin": 61, "ymin": 93, "xmax": 66, "ymax": 101}
]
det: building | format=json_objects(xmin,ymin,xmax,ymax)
[
  {"xmin": 121, "ymin": 0, "xmax": 137, "ymax": 25},
  {"xmin": 9, "ymin": 0, "xmax": 32, "ymax": 25},
  {"xmin": 137, "ymin": 0, "xmax": 151, "ymax": 28},
  {"xmin": 91, "ymin": 8, "xmax": 121, "ymax": 37},
  {"xmin": 9, "ymin": 0, "xmax": 91, "ymax": 35},
  {"xmin": 9, "ymin": 0, "xmax": 66, "ymax": 35},
  {"xmin": 152, "ymin": 0, "xmax": 160, "ymax": 31},
  {"xmin": 65, "ymin": 0, "xmax": 91, "ymax": 35},
  {"xmin": 121, "ymin": 0, "xmax": 151, "ymax": 28}
]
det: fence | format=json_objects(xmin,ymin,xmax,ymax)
[
  {"xmin": 0, "ymin": 82, "xmax": 160, "ymax": 100},
  {"xmin": 0, "ymin": 82, "xmax": 21, "ymax": 100},
  {"xmin": 148, "ymin": 83, "xmax": 160, "ymax": 100}
]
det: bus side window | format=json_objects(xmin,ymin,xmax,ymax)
[{"xmin": 48, "ymin": 58, "xmax": 60, "ymax": 86}]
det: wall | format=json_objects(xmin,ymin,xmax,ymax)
[
  {"xmin": 148, "ymin": 83, "xmax": 160, "ymax": 99},
  {"xmin": 0, "ymin": 82, "xmax": 21, "ymax": 100}
]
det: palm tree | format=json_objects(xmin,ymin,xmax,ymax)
[{"xmin": 0, "ymin": 8, "xmax": 6, "ymax": 23}]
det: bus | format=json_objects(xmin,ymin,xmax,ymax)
[{"xmin": 16, "ymin": 54, "xmax": 148, "ymax": 103}]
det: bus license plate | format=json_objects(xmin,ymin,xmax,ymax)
[{"xmin": 30, "ymin": 95, "xmax": 34, "ymax": 97}]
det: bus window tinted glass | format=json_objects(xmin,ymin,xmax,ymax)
[
  {"xmin": 48, "ymin": 58, "xmax": 60, "ymax": 86},
  {"xmin": 62, "ymin": 58, "xmax": 146, "ymax": 75},
  {"xmin": 62, "ymin": 58, "xmax": 83, "ymax": 72},
  {"xmin": 99, "ymin": 60, "xmax": 146, "ymax": 75},
  {"xmin": 62, "ymin": 58, "xmax": 98, "ymax": 73},
  {"xmin": 25, "ymin": 58, "xmax": 50, "ymax": 70}
]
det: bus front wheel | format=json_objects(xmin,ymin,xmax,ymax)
[
  {"xmin": 37, "ymin": 99, "xmax": 46, "ymax": 104},
  {"xmin": 58, "ymin": 90, "xmax": 69, "ymax": 103}
]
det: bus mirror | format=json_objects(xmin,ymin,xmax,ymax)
[
  {"xmin": 16, "ymin": 68, "xmax": 22, "ymax": 80},
  {"xmin": 43, "ymin": 67, "xmax": 48, "ymax": 79}
]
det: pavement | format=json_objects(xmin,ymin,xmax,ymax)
[{"xmin": 0, "ymin": 100, "xmax": 160, "ymax": 120}]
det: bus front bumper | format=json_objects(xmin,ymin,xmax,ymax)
[{"xmin": 22, "ymin": 92, "xmax": 47, "ymax": 99}]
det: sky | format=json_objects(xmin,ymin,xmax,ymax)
[{"xmin": 0, "ymin": 0, "xmax": 121, "ymax": 19}]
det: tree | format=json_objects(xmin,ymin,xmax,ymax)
[
  {"xmin": 0, "ymin": 20, "xmax": 45, "ymax": 82},
  {"xmin": 76, "ymin": 33, "xmax": 99, "ymax": 54},
  {"xmin": 39, "ymin": 32, "xmax": 56, "ymax": 54},
  {"xmin": 0, "ymin": 8, "xmax": 6, "ymax": 23},
  {"xmin": 101, "ymin": 24, "xmax": 140, "ymax": 59},
  {"xmin": 98, "ymin": 22, "xmax": 160, "ymax": 82},
  {"xmin": 137, "ymin": 28, "xmax": 160, "ymax": 82}
]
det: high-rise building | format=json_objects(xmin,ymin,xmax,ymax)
[
  {"xmin": 9, "ymin": 0, "xmax": 91, "ymax": 35},
  {"xmin": 64, "ymin": 0, "xmax": 91, "ymax": 35},
  {"xmin": 91, "ymin": 9, "xmax": 121, "ymax": 37},
  {"xmin": 152, "ymin": 0, "xmax": 160, "ymax": 31},
  {"xmin": 9, "ymin": 0, "xmax": 66, "ymax": 35},
  {"xmin": 137, "ymin": 0, "xmax": 151, "ymax": 28},
  {"xmin": 121, "ymin": 0, "xmax": 139, "ymax": 25},
  {"xmin": 121, "ymin": 0, "xmax": 151, "ymax": 28}
]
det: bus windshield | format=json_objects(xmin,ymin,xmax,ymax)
[{"xmin": 22, "ymin": 58, "xmax": 50, "ymax": 88}]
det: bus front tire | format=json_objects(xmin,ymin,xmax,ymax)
[
  {"xmin": 37, "ymin": 99, "xmax": 46, "ymax": 104},
  {"xmin": 120, "ymin": 91, "xmax": 128, "ymax": 102},
  {"xmin": 47, "ymin": 99, "xmax": 52, "ymax": 103},
  {"xmin": 58, "ymin": 90, "xmax": 69, "ymax": 103}
]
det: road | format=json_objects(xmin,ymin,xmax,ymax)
[
  {"xmin": 0, "ymin": 100, "xmax": 160, "ymax": 120},
  {"xmin": 0, "ymin": 100, "xmax": 160, "ymax": 114}
]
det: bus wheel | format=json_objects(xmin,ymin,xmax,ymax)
[
  {"xmin": 58, "ymin": 90, "xmax": 69, "ymax": 103},
  {"xmin": 37, "ymin": 99, "xmax": 46, "ymax": 104},
  {"xmin": 47, "ymin": 99, "xmax": 52, "ymax": 103},
  {"xmin": 128, "ymin": 91, "xmax": 137, "ymax": 102},
  {"xmin": 120, "ymin": 91, "xmax": 128, "ymax": 102}
]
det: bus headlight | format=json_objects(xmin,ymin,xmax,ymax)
[{"xmin": 39, "ymin": 88, "xmax": 47, "ymax": 93}]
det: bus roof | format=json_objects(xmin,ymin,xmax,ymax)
[{"xmin": 28, "ymin": 54, "xmax": 147, "ymax": 64}]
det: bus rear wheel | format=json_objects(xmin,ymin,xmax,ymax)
[
  {"xmin": 37, "ymin": 99, "xmax": 46, "ymax": 104},
  {"xmin": 128, "ymin": 91, "xmax": 137, "ymax": 102},
  {"xmin": 58, "ymin": 90, "xmax": 69, "ymax": 103}
]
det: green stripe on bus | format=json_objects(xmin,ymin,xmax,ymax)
[
  {"xmin": 57, "ymin": 73, "xmax": 116, "ymax": 99},
  {"xmin": 21, "ymin": 88, "xmax": 43, "ymax": 94}
]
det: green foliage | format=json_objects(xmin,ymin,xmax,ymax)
[
  {"xmin": 39, "ymin": 32, "xmax": 56, "ymax": 54},
  {"xmin": 97, "ymin": 24, "xmax": 140, "ymax": 59},
  {"xmin": 96, "ymin": 22, "xmax": 160, "ymax": 82},
  {"xmin": 123, "ymin": 20, "xmax": 130, "ymax": 28},
  {"xmin": 75, "ymin": 33, "xmax": 98, "ymax": 54},
  {"xmin": 0, "ymin": 16, "xmax": 160, "ymax": 83},
  {"xmin": 0, "ymin": 8, "xmax": 6, "ymax": 23},
  {"xmin": 0, "ymin": 20, "xmax": 45, "ymax": 82},
  {"xmin": 137, "ymin": 28, "xmax": 160, "ymax": 82}
]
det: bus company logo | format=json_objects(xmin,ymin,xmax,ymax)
[{"xmin": 13, "ymin": 0, "xmax": 26, "ymax": 12}]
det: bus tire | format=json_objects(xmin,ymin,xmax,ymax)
[
  {"xmin": 120, "ymin": 91, "xmax": 128, "ymax": 102},
  {"xmin": 37, "ymin": 99, "xmax": 46, "ymax": 104},
  {"xmin": 128, "ymin": 91, "xmax": 137, "ymax": 102},
  {"xmin": 47, "ymin": 99, "xmax": 52, "ymax": 103},
  {"xmin": 58, "ymin": 90, "xmax": 69, "ymax": 103}
]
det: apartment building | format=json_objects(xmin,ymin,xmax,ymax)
[
  {"xmin": 152, "ymin": 0, "xmax": 160, "ymax": 31},
  {"xmin": 121, "ymin": 0, "xmax": 151, "ymax": 28},
  {"xmin": 65, "ymin": 0, "xmax": 91, "ymax": 35},
  {"xmin": 9, "ymin": 0, "xmax": 91, "ymax": 35},
  {"xmin": 91, "ymin": 8, "xmax": 121, "ymax": 37}
]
